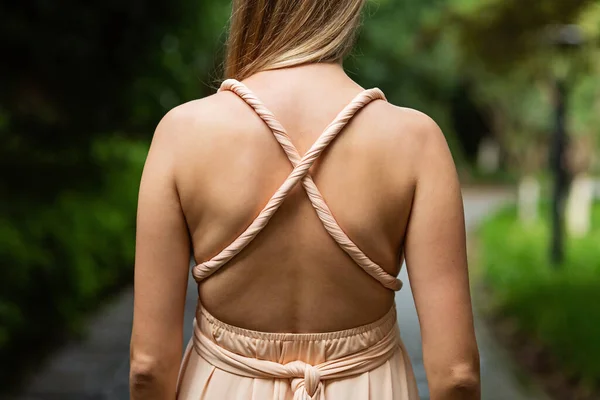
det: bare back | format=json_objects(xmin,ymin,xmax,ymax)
[
  {"xmin": 172, "ymin": 65, "xmax": 421, "ymax": 332},
  {"xmin": 132, "ymin": 63, "xmax": 480, "ymax": 399}
]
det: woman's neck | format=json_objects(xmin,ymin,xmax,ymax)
[{"xmin": 243, "ymin": 62, "xmax": 356, "ymax": 91}]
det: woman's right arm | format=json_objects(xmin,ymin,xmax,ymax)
[{"xmin": 403, "ymin": 114, "xmax": 481, "ymax": 399}]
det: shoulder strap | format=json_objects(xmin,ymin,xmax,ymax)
[{"xmin": 192, "ymin": 79, "xmax": 402, "ymax": 291}]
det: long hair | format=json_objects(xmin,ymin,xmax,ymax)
[{"xmin": 225, "ymin": 0, "xmax": 366, "ymax": 80}]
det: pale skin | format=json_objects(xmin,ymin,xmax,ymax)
[{"xmin": 130, "ymin": 63, "xmax": 480, "ymax": 399}]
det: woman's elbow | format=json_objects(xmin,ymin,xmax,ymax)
[
  {"xmin": 430, "ymin": 360, "xmax": 481, "ymax": 399},
  {"xmin": 447, "ymin": 362, "xmax": 480, "ymax": 393},
  {"xmin": 130, "ymin": 356, "xmax": 158, "ymax": 384},
  {"xmin": 130, "ymin": 353, "xmax": 174, "ymax": 399}
]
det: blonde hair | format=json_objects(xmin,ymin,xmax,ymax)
[{"xmin": 225, "ymin": 0, "xmax": 366, "ymax": 80}]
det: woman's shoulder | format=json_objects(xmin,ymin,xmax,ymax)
[
  {"xmin": 358, "ymin": 98, "xmax": 449, "ymax": 159},
  {"xmin": 146, "ymin": 90, "xmax": 262, "ymax": 176},
  {"xmin": 155, "ymin": 90, "xmax": 250, "ymax": 139}
]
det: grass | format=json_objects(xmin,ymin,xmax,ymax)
[{"xmin": 478, "ymin": 201, "xmax": 600, "ymax": 389}]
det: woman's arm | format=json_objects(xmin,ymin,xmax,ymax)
[
  {"xmin": 404, "ymin": 115, "xmax": 481, "ymax": 400},
  {"xmin": 130, "ymin": 111, "xmax": 191, "ymax": 400}
]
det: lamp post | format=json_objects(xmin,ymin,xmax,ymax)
[{"xmin": 547, "ymin": 24, "xmax": 583, "ymax": 266}]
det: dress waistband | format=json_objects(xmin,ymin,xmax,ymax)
[
  {"xmin": 192, "ymin": 305, "xmax": 400, "ymax": 400},
  {"xmin": 197, "ymin": 303, "xmax": 398, "ymax": 342}
]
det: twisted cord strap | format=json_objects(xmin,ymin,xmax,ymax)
[
  {"xmin": 192, "ymin": 80, "xmax": 402, "ymax": 291},
  {"xmin": 192, "ymin": 319, "xmax": 400, "ymax": 400},
  {"xmin": 217, "ymin": 80, "xmax": 401, "ymax": 291}
]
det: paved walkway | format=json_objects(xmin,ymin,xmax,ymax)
[{"xmin": 11, "ymin": 189, "xmax": 548, "ymax": 400}]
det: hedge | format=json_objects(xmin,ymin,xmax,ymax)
[
  {"xmin": 0, "ymin": 137, "xmax": 148, "ymax": 385},
  {"xmin": 478, "ymin": 202, "xmax": 600, "ymax": 389}
]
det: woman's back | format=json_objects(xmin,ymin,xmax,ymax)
[
  {"xmin": 173, "ymin": 64, "xmax": 420, "ymax": 332},
  {"xmin": 130, "ymin": 1, "xmax": 480, "ymax": 396}
]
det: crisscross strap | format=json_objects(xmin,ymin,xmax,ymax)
[{"xmin": 192, "ymin": 79, "xmax": 402, "ymax": 291}]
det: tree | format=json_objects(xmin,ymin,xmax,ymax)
[{"xmin": 434, "ymin": 0, "xmax": 600, "ymax": 174}]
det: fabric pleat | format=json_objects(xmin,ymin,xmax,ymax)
[{"xmin": 177, "ymin": 304, "xmax": 419, "ymax": 399}]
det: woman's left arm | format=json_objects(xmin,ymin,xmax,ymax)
[{"xmin": 130, "ymin": 112, "xmax": 191, "ymax": 400}]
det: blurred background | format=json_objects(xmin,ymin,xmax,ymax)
[{"xmin": 1, "ymin": 0, "xmax": 599, "ymax": 399}]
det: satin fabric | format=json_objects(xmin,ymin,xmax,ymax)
[{"xmin": 176, "ymin": 304, "xmax": 419, "ymax": 399}]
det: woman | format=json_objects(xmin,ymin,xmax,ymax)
[{"xmin": 130, "ymin": 0, "xmax": 480, "ymax": 399}]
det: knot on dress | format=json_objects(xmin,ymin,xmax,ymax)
[
  {"xmin": 190, "ymin": 311, "xmax": 402, "ymax": 400},
  {"xmin": 285, "ymin": 361, "xmax": 323, "ymax": 399}
]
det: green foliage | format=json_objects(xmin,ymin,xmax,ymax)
[
  {"xmin": 479, "ymin": 203, "xmax": 600, "ymax": 386},
  {"xmin": 0, "ymin": 0, "xmax": 224, "ymax": 386},
  {"xmin": 347, "ymin": 0, "xmax": 467, "ymax": 161},
  {"xmin": 446, "ymin": 0, "xmax": 595, "ymax": 69},
  {"xmin": 0, "ymin": 1, "xmax": 227, "ymax": 197},
  {"xmin": 130, "ymin": 1, "xmax": 230, "ymax": 122},
  {"xmin": 0, "ymin": 138, "xmax": 147, "ymax": 382},
  {"xmin": 0, "ymin": 0, "xmax": 194, "ymax": 133},
  {"xmin": 0, "ymin": 1, "xmax": 170, "ymax": 193},
  {"xmin": 346, "ymin": 0, "xmax": 599, "ymax": 167},
  {"xmin": 435, "ymin": 0, "xmax": 600, "ymax": 171}
]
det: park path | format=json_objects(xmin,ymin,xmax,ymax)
[{"xmin": 10, "ymin": 188, "xmax": 549, "ymax": 400}]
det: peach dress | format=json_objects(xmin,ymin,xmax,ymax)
[{"xmin": 176, "ymin": 80, "xmax": 419, "ymax": 400}]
